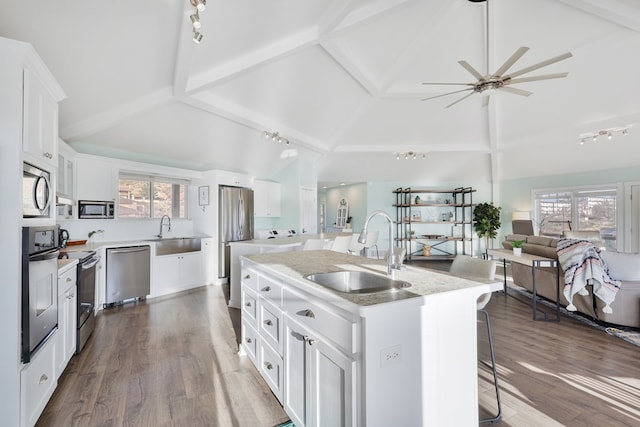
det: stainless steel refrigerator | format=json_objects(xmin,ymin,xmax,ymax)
[{"xmin": 218, "ymin": 185, "xmax": 254, "ymax": 279}]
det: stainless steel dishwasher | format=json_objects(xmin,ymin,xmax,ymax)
[{"xmin": 105, "ymin": 245, "xmax": 150, "ymax": 306}]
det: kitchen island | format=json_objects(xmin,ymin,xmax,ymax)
[
  {"xmin": 239, "ymin": 250, "xmax": 490, "ymax": 427},
  {"xmin": 227, "ymin": 232, "xmax": 349, "ymax": 308}
]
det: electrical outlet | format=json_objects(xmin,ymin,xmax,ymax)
[{"xmin": 380, "ymin": 345, "xmax": 401, "ymax": 368}]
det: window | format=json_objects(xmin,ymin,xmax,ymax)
[
  {"xmin": 118, "ymin": 172, "xmax": 189, "ymax": 219},
  {"xmin": 534, "ymin": 186, "xmax": 617, "ymax": 248}
]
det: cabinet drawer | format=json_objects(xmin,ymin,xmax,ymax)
[
  {"xmin": 283, "ymin": 287, "xmax": 357, "ymax": 354},
  {"xmin": 241, "ymin": 320, "xmax": 259, "ymax": 364},
  {"xmin": 21, "ymin": 333, "xmax": 57, "ymax": 427},
  {"xmin": 240, "ymin": 267, "xmax": 259, "ymax": 291},
  {"xmin": 58, "ymin": 267, "xmax": 76, "ymax": 296},
  {"xmin": 258, "ymin": 275, "xmax": 282, "ymax": 307},
  {"xmin": 241, "ymin": 286, "xmax": 258, "ymax": 328},
  {"xmin": 259, "ymin": 341, "xmax": 283, "ymax": 403},
  {"xmin": 260, "ymin": 298, "xmax": 283, "ymax": 354}
]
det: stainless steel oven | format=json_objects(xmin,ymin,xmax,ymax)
[
  {"xmin": 22, "ymin": 225, "xmax": 59, "ymax": 363},
  {"xmin": 23, "ymin": 162, "xmax": 52, "ymax": 219},
  {"xmin": 59, "ymin": 250, "xmax": 99, "ymax": 353}
]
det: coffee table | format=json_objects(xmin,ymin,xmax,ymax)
[{"xmin": 487, "ymin": 248, "xmax": 561, "ymax": 322}]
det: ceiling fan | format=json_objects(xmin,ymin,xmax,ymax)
[{"xmin": 421, "ymin": 0, "xmax": 572, "ymax": 108}]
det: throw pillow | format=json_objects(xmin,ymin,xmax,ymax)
[{"xmin": 601, "ymin": 251, "xmax": 640, "ymax": 281}]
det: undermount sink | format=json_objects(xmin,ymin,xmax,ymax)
[
  {"xmin": 150, "ymin": 237, "xmax": 202, "ymax": 256},
  {"xmin": 304, "ymin": 270, "xmax": 411, "ymax": 294}
]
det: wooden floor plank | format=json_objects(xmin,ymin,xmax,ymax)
[{"xmin": 38, "ymin": 281, "xmax": 640, "ymax": 426}]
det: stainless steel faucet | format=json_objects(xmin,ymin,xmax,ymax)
[
  {"xmin": 157, "ymin": 215, "xmax": 172, "ymax": 238},
  {"xmin": 359, "ymin": 210, "xmax": 396, "ymax": 275}
]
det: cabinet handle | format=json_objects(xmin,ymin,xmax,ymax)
[
  {"xmin": 67, "ymin": 293, "xmax": 74, "ymax": 299},
  {"xmin": 244, "ymin": 274, "xmax": 251, "ymax": 280},
  {"xmin": 246, "ymin": 338, "xmax": 252, "ymax": 344},
  {"xmin": 262, "ymin": 286, "xmax": 271, "ymax": 292},
  {"xmin": 66, "ymin": 277, "xmax": 72, "ymax": 282},
  {"xmin": 302, "ymin": 309, "xmax": 315, "ymax": 318},
  {"xmin": 308, "ymin": 338, "xmax": 316, "ymax": 346},
  {"xmin": 43, "ymin": 152, "xmax": 53, "ymax": 159},
  {"xmin": 264, "ymin": 362, "xmax": 273, "ymax": 370},
  {"xmin": 39, "ymin": 374, "xmax": 48, "ymax": 384},
  {"xmin": 245, "ymin": 302, "xmax": 252, "ymax": 307},
  {"xmin": 264, "ymin": 319, "xmax": 273, "ymax": 326}
]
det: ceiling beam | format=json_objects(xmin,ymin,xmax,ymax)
[
  {"xmin": 554, "ymin": 0, "xmax": 640, "ymax": 32},
  {"xmin": 183, "ymin": 92, "xmax": 329, "ymax": 154},
  {"xmin": 60, "ymin": 88, "xmax": 173, "ymax": 142}
]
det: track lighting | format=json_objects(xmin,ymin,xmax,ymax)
[
  {"xmin": 188, "ymin": 0, "xmax": 206, "ymax": 44},
  {"xmin": 263, "ymin": 131, "xmax": 290, "ymax": 146},
  {"xmin": 394, "ymin": 151, "xmax": 427, "ymax": 160},
  {"xmin": 191, "ymin": 0, "xmax": 206, "ymax": 12},
  {"xmin": 578, "ymin": 126, "xmax": 631, "ymax": 144},
  {"xmin": 190, "ymin": 12, "xmax": 201, "ymax": 29}
]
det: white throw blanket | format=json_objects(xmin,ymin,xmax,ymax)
[{"xmin": 556, "ymin": 238, "xmax": 621, "ymax": 314}]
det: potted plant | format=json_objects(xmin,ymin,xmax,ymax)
[
  {"xmin": 473, "ymin": 202, "xmax": 502, "ymax": 258},
  {"xmin": 512, "ymin": 239, "xmax": 525, "ymax": 256}
]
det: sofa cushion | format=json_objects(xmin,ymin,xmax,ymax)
[
  {"xmin": 505, "ymin": 234, "xmax": 530, "ymax": 242},
  {"xmin": 523, "ymin": 243, "xmax": 558, "ymax": 259},
  {"xmin": 601, "ymin": 251, "xmax": 640, "ymax": 281},
  {"xmin": 527, "ymin": 235, "xmax": 556, "ymax": 247}
]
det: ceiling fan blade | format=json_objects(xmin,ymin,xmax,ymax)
[
  {"xmin": 506, "ymin": 52, "xmax": 573, "ymax": 79},
  {"xmin": 499, "ymin": 86, "xmax": 533, "ymax": 97},
  {"xmin": 458, "ymin": 60, "xmax": 485, "ymax": 81},
  {"xmin": 492, "ymin": 46, "xmax": 529, "ymax": 77},
  {"xmin": 421, "ymin": 88, "xmax": 473, "ymax": 101},
  {"xmin": 445, "ymin": 91, "xmax": 476, "ymax": 108},
  {"xmin": 422, "ymin": 82, "xmax": 474, "ymax": 86},
  {"xmin": 507, "ymin": 72, "xmax": 568, "ymax": 85}
]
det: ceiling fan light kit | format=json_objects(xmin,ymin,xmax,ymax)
[{"xmin": 422, "ymin": 0, "xmax": 572, "ymax": 108}]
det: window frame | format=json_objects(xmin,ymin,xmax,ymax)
[
  {"xmin": 118, "ymin": 171, "xmax": 190, "ymax": 220},
  {"xmin": 532, "ymin": 183, "xmax": 621, "ymax": 250}
]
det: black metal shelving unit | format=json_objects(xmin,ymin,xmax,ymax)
[{"xmin": 393, "ymin": 187, "xmax": 475, "ymax": 261}]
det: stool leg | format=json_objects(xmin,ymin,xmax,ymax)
[{"xmin": 479, "ymin": 309, "xmax": 502, "ymax": 423}]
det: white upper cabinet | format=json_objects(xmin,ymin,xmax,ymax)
[
  {"xmin": 216, "ymin": 170, "xmax": 252, "ymax": 188},
  {"xmin": 22, "ymin": 68, "xmax": 58, "ymax": 168},
  {"xmin": 57, "ymin": 140, "xmax": 75, "ymax": 198},
  {"xmin": 76, "ymin": 156, "xmax": 116, "ymax": 201},
  {"xmin": 254, "ymin": 180, "xmax": 281, "ymax": 217}
]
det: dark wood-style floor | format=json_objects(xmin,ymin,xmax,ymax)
[{"xmin": 37, "ymin": 279, "xmax": 640, "ymax": 426}]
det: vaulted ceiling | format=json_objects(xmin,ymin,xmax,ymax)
[{"xmin": 2, "ymin": 0, "xmax": 640, "ymax": 187}]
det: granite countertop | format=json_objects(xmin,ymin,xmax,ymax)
[
  {"xmin": 58, "ymin": 258, "xmax": 78, "ymax": 275},
  {"xmin": 231, "ymin": 232, "xmax": 349, "ymax": 247},
  {"xmin": 60, "ymin": 235, "xmax": 212, "ymax": 253},
  {"xmin": 242, "ymin": 250, "xmax": 492, "ymax": 309}
]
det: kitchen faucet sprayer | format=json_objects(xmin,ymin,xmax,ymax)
[
  {"xmin": 359, "ymin": 210, "xmax": 396, "ymax": 275},
  {"xmin": 157, "ymin": 215, "xmax": 172, "ymax": 238}
]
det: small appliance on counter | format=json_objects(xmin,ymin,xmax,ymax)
[{"xmin": 59, "ymin": 228, "xmax": 70, "ymax": 248}]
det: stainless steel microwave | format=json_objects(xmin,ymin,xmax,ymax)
[
  {"xmin": 23, "ymin": 162, "xmax": 52, "ymax": 218},
  {"xmin": 78, "ymin": 200, "xmax": 115, "ymax": 219}
]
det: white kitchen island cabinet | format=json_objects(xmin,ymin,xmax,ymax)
[{"xmin": 240, "ymin": 250, "xmax": 490, "ymax": 427}]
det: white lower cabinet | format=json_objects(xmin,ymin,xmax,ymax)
[
  {"xmin": 284, "ymin": 315, "xmax": 355, "ymax": 427},
  {"xmin": 240, "ymin": 262, "xmax": 357, "ymax": 427},
  {"xmin": 56, "ymin": 267, "xmax": 77, "ymax": 378},
  {"xmin": 152, "ymin": 251, "xmax": 204, "ymax": 297},
  {"xmin": 21, "ymin": 333, "xmax": 57, "ymax": 427}
]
